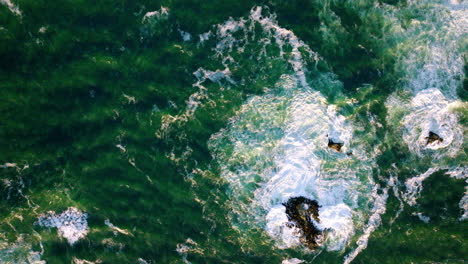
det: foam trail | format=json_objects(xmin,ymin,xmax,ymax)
[
  {"xmin": 72, "ymin": 258, "xmax": 102, "ymax": 264},
  {"xmin": 0, "ymin": 237, "xmax": 45, "ymax": 264},
  {"xmin": 176, "ymin": 238, "xmax": 201, "ymax": 264},
  {"xmin": 414, "ymin": 213, "xmax": 430, "ymax": 223},
  {"xmin": 36, "ymin": 207, "xmax": 88, "ymax": 245},
  {"xmin": 212, "ymin": 7, "xmax": 320, "ymax": 83},
  {"xmin": 0, "ymin": 0, "xmax": 21, "ymax": 16},
  {"xmin": 142, "ymin": 7, "xmax": 169, "ymax": 23},
  {"xmin": 0, "ymin": 163, "xmax": 17, "ymax": 169},
  {"xmin": 459, "ymin": 193, "xmax": 468, "ymax": 221},
  {"xmin": 178, "ymin": 29, "xmax": 191, "ymax": 41},
  {"xmin": 388, "ymin": 174, "xmax": 404, "ymax": 225},
  {"xmin": 445, "ymin": 167, "xmax": 468, "ymax": 221},
  {"xmin": 343, "ymin": 187, "xmax": 388, "ymax": 264},
  {"xmin": 155, "ymin": 67, "xmax": 234, "ymax": 139}
]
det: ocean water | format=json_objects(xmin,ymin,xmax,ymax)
[{"xmin": 0, "ymin": 0, "xmax": 466, "ymax": 263}]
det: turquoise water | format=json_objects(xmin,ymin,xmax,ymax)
[{"xmin": 0, "ymin": 0, "xmax": 466, "ymax": 263}]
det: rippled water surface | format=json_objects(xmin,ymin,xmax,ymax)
[{"xmin": 0, "ymin": 0, "xmax": 466, "ymax": 263}]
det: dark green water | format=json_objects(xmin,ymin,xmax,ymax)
[{"xmin": 0, "ymin": 0, "xmax": 466, "ymax": 263}]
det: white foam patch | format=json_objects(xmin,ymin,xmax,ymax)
[
  {"xmin": 388, "ymin": 173, "xmax": 404, "ymax": 225},
  {"xmin": 393, "ymin": 0, "xmax": 467, "ymax": 98},
  {"xmin": 385, "ymin": 0, "xmax": 466, "ymax": 162},
  {"xmin": 282, "ymin": 258, "xmax": 304, "ymax": 264},
  {"xmin": 142, "ymin": 6, "xmax": 169, "ymax": 23},
  {"xmin": 72, "ymin": 258, "xmax": 102, "ymax": 264},
  {"xmin": 458, "ymin": 193, "xmax": 468, "ymax": 221},
  {"xmin": 401, "ymin": 89, "xmax": 463, "ymax": 157},
  {"xmin": 37, "ymin": 207, "xmax": 88, "ymax": 245},
  {"xmin": 208, "ymin": 7, "xmax": 380, "ymax": 253},
  {"xmin": 138, "ymin": 258, "xmax": 150, "ymax": 264},
  {"xmin": 0, "ymin": 238, "xmax": 44, "ymax": 264},
  {"xmin": 104, "ymin": 219, "xmax": 132, "ymax": 236},
  {"xmin": 404, "ymin": 45, "xmax": 464, "ymax": 98},
  {"xmin": 211, "ymin": 6, "xmax": 320, "ymax": 79},
  {"xmin": 402, "ymin": 168, "xmax": 439, "ymax": 206},
  {"xmin": 0, "ymin": 163, "xmax": 17, "ymax": 169},
  {"xmin": 179, "ymin": 30, "xmax": 191, "ymax": 41},
  {"xmin": 343, "ymin": 187, "xmax": 388, "ymax": 264},
  {"xmin": 0, "ymin": 0, "xmax": 21, "ymax": 16},
  {"xmin": 445, "ymin": 166, "xmax": 468, "ymax": 180},
  {"xmin": 443, "ymin": 0, "xmax": 468, "ymax": 37},
  {"xmin": 252, "ymin": 87, "xmax": 364, "ymax": 251},
  {"xmin": 266, "ymin": 205, "xmax": 301, "ymax": 248}
]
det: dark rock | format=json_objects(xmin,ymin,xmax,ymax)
[
  {"xmin": 425, "ymin": 131, "xmax": 443, "ymax": 145},
  {"xmin": 328, "ymin": 138, "xmax": 344, "ymax": 152},
  {"xmin": 282, "ymin": 196, "xmax": 322, "ymax": 249}
]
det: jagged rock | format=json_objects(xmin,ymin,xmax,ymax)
[
  {"xmin": 282, "ymin": 196, "xmax": 322, "ymax": 249},
  {"xmin": 328, "ymin": 138, "xmax": 344, "ymax": 152},
  {"xmin": 425, "ymin": 131, "xmax": 443, "ymax": 145}
]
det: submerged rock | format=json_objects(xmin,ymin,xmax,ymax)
[
  {"xmin": 282, "ymin": 197, "xmax": 322, "ymax": 249},
  {"xmin": 425, "ymin": 131, "xmax": 443, "ymax": 145},
  {"xmin": 328, "ymin": 138, "xmax": 344, "ymax": 152}
]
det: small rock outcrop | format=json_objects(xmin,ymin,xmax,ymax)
[
  {"xmin": 282, "ymin": 196, "xmax": 322, "ymax": 249},
  {"xmin": 328, "ymin": 138, "xmax": 344, "ymax": 152},
  {"xmin": 425, "ymin": 131, "xmax": 443, "ymax": 145}
]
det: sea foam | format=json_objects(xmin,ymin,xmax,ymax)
[
  {"xmin": 36, "ymin": 207, "xmax": 88, "ymax": 245},
  {"xmin": 209, "ymin": 7, "xmax": 381, "ymax": 253},
  {"xmin": 385, "ymin": 0, "xmax": 466, "ymax": 160},
  {"xmin": 0, "ymin": 0, "xmax": 21, "ymax": 16},
  {"xmin": 388, "ymin": 88, "xmax": 464, "ymax": 158},
  {"xmin": 0, "ymin": 237, "xmax": 44, "ymax": 264},
  {"xmin": 403, "ymin": 166, "xmax": 467, "ymax": 221}
]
